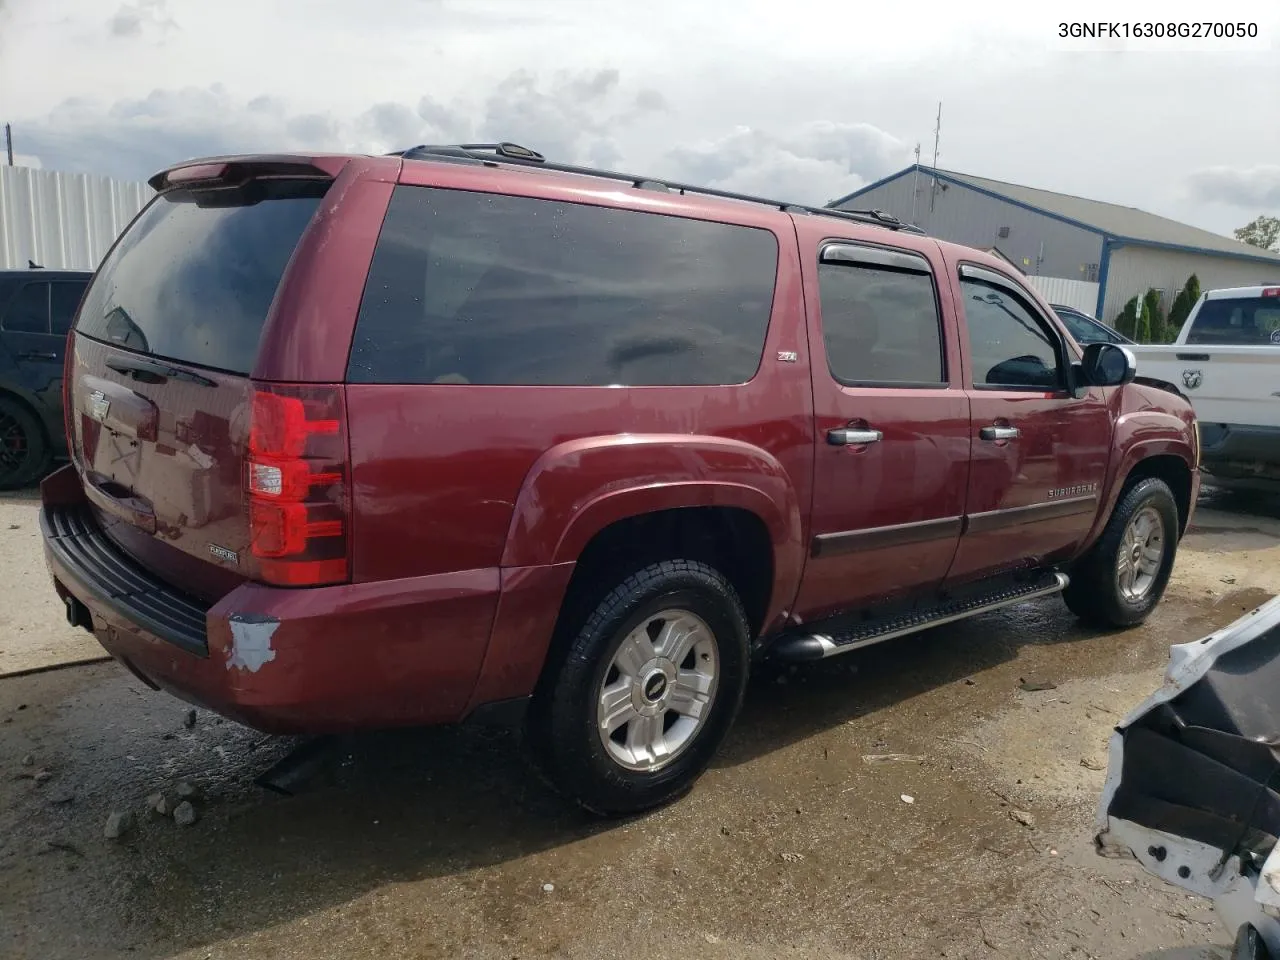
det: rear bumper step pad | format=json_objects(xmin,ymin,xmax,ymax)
[{"xmin": 41, "ymin": 505, "xmax": 210, "ymax": 657}]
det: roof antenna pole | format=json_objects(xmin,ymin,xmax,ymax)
[
  {"xmin": 929, "ymin": 102, "xmax": 942, "ymax": 213},
  {"xmin": 911, "ymin": 143, "xmax": 921, "ymax": 223},
  {"xmin": 4, "ymin": 124, "xmax": 12, "ymax": 166}
]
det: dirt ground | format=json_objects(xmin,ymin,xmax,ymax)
[
  {"xmin": 1, "ymin": 486, "xmax": 1277, "ymax": 960},
  {"xmin": 0, "ymin": 490, "xmax": 108, "ymax": 677}
]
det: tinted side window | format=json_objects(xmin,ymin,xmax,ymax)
[
  {"xmin": 961, "ymin": 278, "xmax": 1061, "ymax": 389},
  {"xmin": 3, "ymin": 282, "xmax": 50, "ymax": 334},
  {"xmin": 50, "ymin": 281, "xmax": 87, "ymax": 336},
  {"xmin": 817, "ymin": 258, "xmax": 944, "ymax": 385},
  {"xmin": 348, "ymin": 186, "xmax": 779, "ymax": 386}
]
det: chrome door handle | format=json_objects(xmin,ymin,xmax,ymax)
[
  {"xmin": 827, "ymin": 427, "xmax": 883, "ymax": 446},
  {"xmin": 20, "ymin": 351, "xmax": 58, "ymax": 361},
  {"xmin": 980, "ymin": 425, "xmax": 1019, "ymax": 441}
]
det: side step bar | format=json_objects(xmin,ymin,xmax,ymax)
[{"xmin": 770, "ymin": 571, "xmax": 1069, "ymax": 662}]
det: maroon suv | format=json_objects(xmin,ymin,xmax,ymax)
[{"xmin": 41, "ymin": 143, "xmax": 1199, "ymax": 815}]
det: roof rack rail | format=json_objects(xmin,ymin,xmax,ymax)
[{"xmin": 391, "ymin": 142, "xmax": 926, "ymax": 235}]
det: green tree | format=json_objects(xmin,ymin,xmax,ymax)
[
  {"xmin": 1135, "ymin": 296, "xmax": 1153, "ymax": 343},
  {"xmin": 1234, "ymin": 215, "xmax": 1280, "ymax": 252},
  {"xmin": 1142, "ymin": 288, "xmax": 1165, "ymax": 344},
  {"xmin": 1166, "ymin": 274, "xmax": 1201, "ymax": 339},
  {"xmin": 1114, "ymin": 296, "xmax": 1139, "ymax": 339}
]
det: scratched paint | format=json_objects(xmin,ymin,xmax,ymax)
[{"xmin": 226, "ymin": 614, "xmax": 280, "ymax": 673}]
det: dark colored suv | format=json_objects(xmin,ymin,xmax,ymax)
[
  {"xmin": 0, "ymin": 268, "xmax": 92, "ymax": 488},
  {"xmin": 41, "ymin": 144, "xmax": 1199, "ymax": 815}
]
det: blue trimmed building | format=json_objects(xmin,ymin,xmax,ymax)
[{"xmin": 830, "ymin": 166, "xmax": 1280, "ymax": 325}]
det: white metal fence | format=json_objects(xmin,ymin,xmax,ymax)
[
  {"xmin": 1026, "ymin": 275, "xmax": 1101, "ymax": 316},
  {"xmin": 0, "ymin": 165, "xmax": 152, "ymax": 271}
]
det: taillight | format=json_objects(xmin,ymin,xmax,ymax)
[
  {"xmin": 1263, "ymin": 287, "xmax": 1279, "ymax": 298},
  {"xmin": 247, "ymin": 383, "xmax": 350, "ymax": 587}
]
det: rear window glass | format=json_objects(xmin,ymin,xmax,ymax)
[
  {"xmin": 1186, "ymin": 297, "xmax": 1280, "ymax": 345},
  {"xmin": 75, "ymin": 182, "xmax": 326, "ymax": 374},
  {"xmin": 347, "ymin": 186, "xmax": 779, "ymax": 386}
]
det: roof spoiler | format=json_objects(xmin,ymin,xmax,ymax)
[{"xmin": 148, "ymin": 155, "xmax": 348, "ymax": 192}]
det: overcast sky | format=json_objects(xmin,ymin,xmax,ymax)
[{"xmin": 1, "ymin": 0, "xmax": 1277, "ymax": 237}]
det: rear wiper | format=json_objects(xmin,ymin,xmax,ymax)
[{"xmin": 106, "ymin": 355, "xmax": 216, "ymax": 388}]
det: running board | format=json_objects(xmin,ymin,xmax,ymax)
[{"xmin": 770, "ymin": 571, "xmax": 1070, "ymax": 662}]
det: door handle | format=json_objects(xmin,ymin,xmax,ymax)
[
  {"xmin": 20, "ymin": 351, "xmax": 58, "ymax": 361},
  {"xmin": 827, "ymin": 427, "xmax": 883, "ymax": 446},
  {"xmin": 980, "ymin": 425, "xmax": 1020, "ymax": 441}
]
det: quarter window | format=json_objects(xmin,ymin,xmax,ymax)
[
  {"xmin": 347, "ymin": 186, "xmax": 779, "ymax": 386},
  {"xmin": 960, "ymin": 277, "xmax": 1062, "ymax": 390}
]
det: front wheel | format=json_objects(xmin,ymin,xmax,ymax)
[
  {"xmin": 526, "ymin": 560, "xmax": 750, "ymax": 816},
  {"xmin": 1063, "ymin": 477, "xmax": 1180, "ymax": 628}
]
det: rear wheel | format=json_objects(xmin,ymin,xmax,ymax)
[
  {"xmin": 526, "ymin": 559, "xmax": 750, "ymax": 816},
  {"xmin": 0, "ymin": 397, "xmax": 50, "ymax": 491},
  {"xmin": 1063, "ymin": 477, "xmax": 1179, "ymax": 627}
]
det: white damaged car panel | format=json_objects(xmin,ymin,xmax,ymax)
[{"xmin": 1096, "ymin": 595, "xmax": 1280, "ymax": 957}]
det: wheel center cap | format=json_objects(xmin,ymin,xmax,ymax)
[
  {"xmin": 1131, "ymin": 545, "xmax": 1143, "ymax": 563},
  {"xmin": 643, "ymin": 673, "xmax": 668, "ymax": 702}
]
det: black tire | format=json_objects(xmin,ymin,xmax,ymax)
[
  {"xmin": 0, "ymin": 397, "xmax": 50, "ymax": 491},
  {"xmin": 526, "ymin": 559, "xmax": 751, "ymax": 817},
  {"xmin": 1063, "ymin": 477, "xmax": 1180, "ymax": 628}
]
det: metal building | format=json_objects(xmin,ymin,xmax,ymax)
[
  {"xmin": 830, "ymin": 165, "xmax": 1280, "ymax": 325},
  {"xmin": 0, "ymin": 165, "xmax": 152, "ymax": 271}
]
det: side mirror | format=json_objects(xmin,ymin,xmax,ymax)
[{"xmin": 1080, "ymin": 342, "xmax": 1137, "ymax": 387}]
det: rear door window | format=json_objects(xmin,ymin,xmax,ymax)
[
  {"xmin": 75, "ymin": 183, "xmax": 326, "ymax": 374},
  {"xmin": 816, "ymin": 246, "xmax": 945, "ymax": 386},
  {"xmin": 50, "ymin": 281, "xmax": 87, "ymax": 336},
  {"xmin": 3, "ymin": 282, "xmax": 50, "ymax": 334},
  {"xmin": 1186, "ymin": 296, "xmax": 1280, "ymax": 345},
  {"xmin": 347, "ymin": 186, "xmax": 779, "ymax": 386}
]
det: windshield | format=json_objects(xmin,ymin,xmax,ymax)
[
  {"xmin": 1185, "ymin": 296, "xmax": 1280, "ymax": 345},
  {"xmin": 1054, "ymin": 308, "xmax": 1121, "ymax": 344}
]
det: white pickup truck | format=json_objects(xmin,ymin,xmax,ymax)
[{"xmin": 1128, "ymin": 284, "xmax": 1280, "ymax": 492}]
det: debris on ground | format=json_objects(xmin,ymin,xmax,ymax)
[
  {"xmin": 33, "ymin": 769, "xmax": 52, "ymax": 785},
  {"xmin": 541, "ymin": 883, "xmax": 554, "ymax": 893},
  {"xmin": 1080, "ymin": 757, "xmax": 1104, "ymax": 771},
  {"xmin": 1221, "ymin": 575, "xmax": 1237, "ymax": 584},
  {"xmin": 862, "ymin": 754, "xmax": 926, "ymax": 764},
  {"xmin": 1018, "ymin": 678, "xmax": 1058, "ymax": 692},
  {"xmin": 779, "ymin": 852, "xmax": 805, "ymax": 863},
  {"xmin": 900, "ymin": 794, "xmax": 915, "ymax": 804},
  {"xmin": 705, "ymin": 934, "xmax": 721, "ymax": 944},
  {"xmin": 1009, "ymin": 809, "xmax": 1036, "ymax": 829},
  {"xmin": 146, "ymin": 792, "xmax": 173, "ymax": 817},
  {"xmin": 173, "ymin": 801, "xmax": 198, "ymax": 827},
  {"xmin": 175, "ymin": 781, "xmax": 200, "ymax": 801},
  {"xmin": 103, "ymin": 810, "xmax": 134, "ymax": 840},
  {"xmin": 21, "ymin": 753, "xmax": 34, "ymax": 766}
]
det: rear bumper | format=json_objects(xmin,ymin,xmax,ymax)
[
  {"xmin": 40, "ymin": 496, "xmax": 552, "ymax": 734},
  {"xmin": 1198, "ymin": 423, "xmax": 1280, "ymax": 475}
]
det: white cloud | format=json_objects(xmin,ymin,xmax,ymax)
[
  {"xmin": 1188, "ymin": 166, "xmax": 1280, "ymax": 211},
  {"xmin": 663, "ymin": 122, "xmax": 909, "ymax": 207}
]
